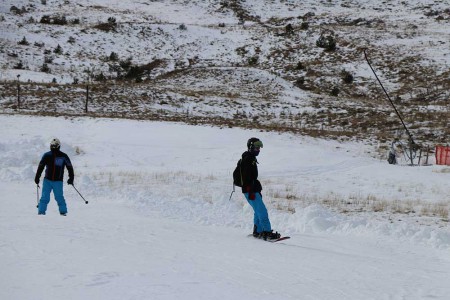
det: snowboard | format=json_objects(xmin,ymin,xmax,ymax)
[
  {"xmin": 247, "ymin": 234, "xmax": 291, "ymax": 243},
  {"xmin": 269, "ymin": 236, "xmax": 290, "ymax": 243}
]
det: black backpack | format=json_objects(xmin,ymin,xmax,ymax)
[{"xmin": 233, "ymin": 159, "xmax": 243, "ymax": 187}]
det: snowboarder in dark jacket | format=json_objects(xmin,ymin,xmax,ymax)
[
  {"xmin": 241, "ymin": 137, "xmax": 280, "ymax": 240},
  {"xmin": 34, "ymin": 138, "xmax": 74, "ymax": 216}
]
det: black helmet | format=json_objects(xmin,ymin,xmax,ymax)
[
  {"xmin": 247, "ymin": 137, "xmax": 263, "ymax": 150},
  {"xmin": 50, "ymin": 138, "xmax": 61, "ymax": 150}
]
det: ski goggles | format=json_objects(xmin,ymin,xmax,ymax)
[{"xmin": 252, "ymin": 140, "xmax": 263, "ymax": 149}]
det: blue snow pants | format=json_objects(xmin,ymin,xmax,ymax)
[
  {"xmin": 244, "ymin": 192, "xmax": 271, "ymax": 233},
  {"xmin": 38, "ymin": 179, "xmax": 67, "ymax": 215}
]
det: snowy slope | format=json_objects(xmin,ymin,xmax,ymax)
[{"xmin": 1, "ymin": 115, "xmax": 449, "ymax": 299}]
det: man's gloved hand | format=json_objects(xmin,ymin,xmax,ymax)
[
  {"xmin": 67, "ymin": 178, "xmax": 74, "ymax": 185},
  {"xmin": 34, "ymin": 176, "xmax": 40, "ymax": 185},
  {"xmin": 246, "ymin": 186, "xmax": 255, "ymax": 200}
]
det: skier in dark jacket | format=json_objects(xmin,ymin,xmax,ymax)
[
  {"xmin": 35, "ymin": 138, "xmax": 74, "ymax": 216},
  {"xmin": 241, "ymin": 137, "xmax": 280, "ymax": 240}
]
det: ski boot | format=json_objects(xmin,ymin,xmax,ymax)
[
  {"xmin": 252, "ymin": 225, "xmax": 261, "ymax": 238},
  {"xmin": 262, "ymin": 230, "xmax": 281, "ymax": 241}
]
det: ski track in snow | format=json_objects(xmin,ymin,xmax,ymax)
[{"xmin": 1, "ymin": 115, "xmax": 450, "ymax": 300}]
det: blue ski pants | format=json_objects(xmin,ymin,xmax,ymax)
[
  {"xmin": 38, "ymin": 179, "xmax": 67, "ymax": 215},
  {"xmin": 244, "ymin": 192, "xmax": 271, "ymax": 233}
]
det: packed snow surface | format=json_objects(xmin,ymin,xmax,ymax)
[{"xmin": 1, "ymin": 115, "xmax": 449, "ymax": 300}]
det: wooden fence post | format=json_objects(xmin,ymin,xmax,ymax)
[
  {"xmin": 17, "ymin": 75, "xmax": 20, "ymax": 109},
  {"xmin": 85, "ymin": 84, "xmax": 89, "ymax": 113}
]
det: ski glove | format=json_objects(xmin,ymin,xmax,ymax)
[
  {"xmin": 34, "ymin": 176, "xmax": 39, "ymax": 185},
  {"xmin": 67, "ymin": 178, "xmax": 74, "ymax": 185},
  {"xmin": 245, "ymin": 186, "xmax": 256, "ymax": 200}
]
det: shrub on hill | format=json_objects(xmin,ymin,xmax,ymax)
[
  {"xmin": 18, "ymin": 37, "xmax": 30, "ymax": 46},
  {"xmin": 10, "ymin": 6, "xmax": 27, "ymax": 15},
  {"xmin": 53, "ymin": 44, "xmax": 63, "ymax": 55},
  {"xmin": 331, "ymin": 86, "xmax": 340, "ymax": 96},
  {"xmin": 52, "ymin": 15, "xmax": 67, "ymax": 25},
  {"xmin": 13, "ymin": 61, "xmax": 25, "ymax": 69},
  {"xmin": 294, "ymin": 77, "xmax": 306, "ymax": 89},
  {"xmin": 295, "ymin": 62, "xmax": 305, "ymax": 70},
  {"xmin": 40, "ymin": 15, "xmax": 68, "ymax": 25},
  {"xmin": 235, "ymin": 46, "xmax": 248, "ymax": 56},
  {"xmin": 124, "ymin": 60, "xmax": 164, "ymax": 80},
  {"xmin": 285, "ymin": 24, "xmax": 294, "ymax": 35},
  {"xmin": 300, "ymin": 22, "xmax": 309, "ymax": 30},
  {"xmin": 316, "ymin": 30, "xmax": 336, "ymax": 51},
  {"xmin": 341, "ymin": 70, "xmax": 354, "ymax": 84},
  {"xmin": 93, "ymin": 72, "xmax": 107, "ymax": 82},
  {"xmin": 44, "ymin": 56, "xmax": 53, "ymax": 64},
  {"xmin": 248, "ymin": 56, "xmax": 258, "ymax": 66},
  {"xmin": 119, "ymin": 58, "xmax": 132, "ymax": 70},
  {"xmin": 94, "ymin": 17, "xmax": 117, "ymax": 32},
  {"xmin": 109, "ymin": 52, "xmax": 119, "ymax": 61},
  {"xmin": 40, "ymin": 15, "xmax": 51, "ymax": 24},
  {"xmin": 40, "ymin": 63, "xmax": 50, "ymax": 73}
]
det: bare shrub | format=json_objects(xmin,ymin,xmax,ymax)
[
  {"xmin": 372, "ymin": 200, "xmax": 388, "ymax": 212},
  {"xmin": 52, "ymin": 15, "xmax": 67, "ymax": 25},
  {"xmin": 342, "ymin": 70, "xmax": 354, "ymax": 84},
  {"xmin": 40, "ymin": 63, "xmax": 51, "ymax": 73},
  {"xmin": 235, "ymin": 46, "xmax": 248, "ymax": 56},
  {"xmin": 13, "ymin": 61, "xmax": 25, "ymax": 69},
  {"xmin": 18, "ymin": 37, "xmax": 30, "ymax": 46},
  {"xmin": 40, "ymin": 15, "xmax": 68, "ymax": 25},
  {"xmin": 248, "ymin": 56, "xmax": 258, "ymax": 66},
  {"xmin": 94, "ymin": 17, "xmax": 117, "ymax": 32},
  {"xmin": 331, "ymin": 86, "xmax": 340, "ymax": 96},
  {"xmin": 53, "ymin": 44, "xmax": 63, "ymax": 55},
  {"xmin": 44, "ymin": 56, "xmax": 53, "ymax": 63},
  {"xmin": 285, "ymin": 23, "xmax": 294, "ymax": 35},
  {"xmin": 295, "ymin": 62, "xmax": 306, "ymax": 70},
  {"xmin": 109, "ymin": 52, "xmax": 119, "ymax": 61},
  {"xmin": 40, "ymin": 15, "xmax": 51, "ymax": 24},
  {"xmin": 316, "ymin": 31, "xmax": 336, "ymax": 51},
  {"xmin": 10, "ymin": 6, "xmax": 26, "ymax": 15}
]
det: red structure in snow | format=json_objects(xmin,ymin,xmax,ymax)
[{"xmin": 435, "ymin": 146, "xmax": 450, "ymax": 165}]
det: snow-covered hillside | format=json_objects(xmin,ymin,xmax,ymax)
[
  {"xmin": 1, "ymin": 0, "xmax": 449, "ymax": 144},
  {"xmin": 1, "ymin": 114, "xmax": 449, "ymax": 299}
]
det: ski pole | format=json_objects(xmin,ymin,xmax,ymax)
[
  {"xmin": 228, "ymin": 184, "xmax": 235, "ymax": 201},
  {"xmin": 71, "ymin": 185, "xmax": 88, "ymax": 204},
  {"xmin": 36, "ymin": 184, "xmax": 40, "ymax": 208}
]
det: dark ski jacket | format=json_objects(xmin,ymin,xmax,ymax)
[
  {"xmin": 240, "ymin": 151, "xmax": 262, "ymax": 193},
  {"xmin": 35, "ymin": 149, "xmax": 74, "ymax": 182}
]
